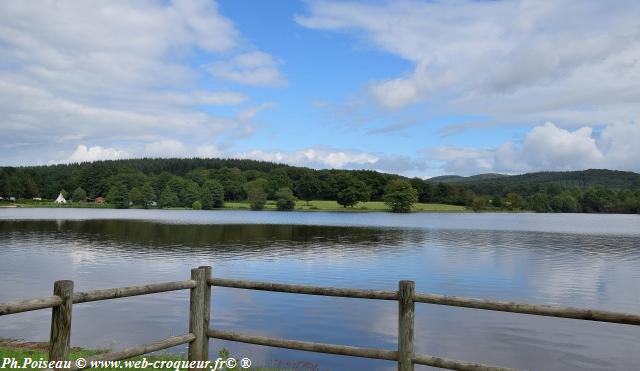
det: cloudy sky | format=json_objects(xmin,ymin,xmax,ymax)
[{"xmin": 1, "ymin": 0, "xmax": 639, "ymax": 177}]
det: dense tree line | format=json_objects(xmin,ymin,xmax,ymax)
[{"xmin": 1, "ymin": 159, "xmax": 639, "ymax": 213}]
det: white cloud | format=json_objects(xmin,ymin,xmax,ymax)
[
  {"xmin": 298, "ymin": 0, "xmax": 640, "ymax": 127},
  {"xmin": 429, "ymin": 121, "xmax": 640, "ymax": 175},
  {"xmin": 144, "ymin": 139, "xmax": 221, "ymax": 158},
  {"xmin": 65, "ymin": 145, "xmax": 129, "ymax": 163},
  {"xmin": 0, "ymin": 0, "xmax": 274, "ymax": 165},
  {"xmin": 237, "ymin": 147, "xmax": 429, "ymax": 175},
  {"xmin": 206, "ymin": 51, "xmax": 285, "ymax": 86}
]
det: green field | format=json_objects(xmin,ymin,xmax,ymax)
[
  {"xmin": 226, "ymin": 200, "xmax": 467, "ymax": 212},
  {"xmin": 2, "ymin": 199, "xmax": 466, "ymax": 212}
]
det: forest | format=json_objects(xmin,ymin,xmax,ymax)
[{"xmin": 1, "ymin": 158, "xmax": 639, "ymax": 213}]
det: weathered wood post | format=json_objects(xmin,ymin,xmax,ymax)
[
  {"xmin": 188, "ymin": 267, "xmax": 207, "ymax": 369},
  {"xmin": 398, "ymin": 280, "xmax": 415, "ymax": 371},
  {"xmin": 49, "ymin": 280, "xmax": 73, "ymax": 370},
  {"xmin": 199, "ymin": 266, "xmax": 212, "ymax": 361}
]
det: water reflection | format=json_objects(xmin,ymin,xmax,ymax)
[{"xmin": 1, "ymin": 214, "xmax": 639, "ymax": 370}]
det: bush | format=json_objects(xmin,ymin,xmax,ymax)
[
  {"xmin": 275, "ymin": 187, "xmax": 296, "ymax": 211},
  {"xmin": 192, "ymin": 200, "xmax": 202, "ymax": 210}
]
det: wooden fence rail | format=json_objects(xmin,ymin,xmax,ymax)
[{"xmin": 1, "ymin": 266, "xmax": 639, "ymax": 371}]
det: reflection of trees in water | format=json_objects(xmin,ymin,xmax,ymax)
[
  {"xmin": 2, "ymin": 220, "xmax": 636, "ymax": 259},
  {"xmin": 0, "ymin": 220, "xmax": 427, "ymax": 256}
]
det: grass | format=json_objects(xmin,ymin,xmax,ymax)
[
  {"xmin": 3, "ymin": 199, "xmax": 467, "ymax": 212},
  {"xmin": 0, "ymin": 341, "xmax": 284, "ymax": 370},
  {"xmin": 226, "ymin": 200, "xmax": 467, "ymax": 212}
]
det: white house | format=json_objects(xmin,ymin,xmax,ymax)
[{"xmin": 55, "ymin": 193, "xmax": 67, "ymax": 204}]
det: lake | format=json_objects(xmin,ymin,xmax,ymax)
[{"xmin": 1, "ymin": 208, "xmax": 639, "ymax": 370}]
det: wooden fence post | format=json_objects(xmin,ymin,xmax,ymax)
[
  {"xmin": 199, "ymin": 266, "xmax": 212, "ymax": 361},
  {"xmin": 188, "ymin": 268, "xmax": 207, "ymax": 369},
  {"xmin": 398, "ymin": 280, "xmax": 415, "ymax": 371},
  {"xmin": 49, "ymin": 280, "xmax": 73, "ymax": 370}
]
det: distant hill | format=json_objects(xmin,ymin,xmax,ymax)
[{"xmin": 429, "ymin": 169, "xmax": 640, "ymax": 196}]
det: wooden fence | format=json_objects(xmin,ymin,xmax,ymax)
[{"xmin": 1, "ymin": 266, "xmax": 639, "ymax": 371}]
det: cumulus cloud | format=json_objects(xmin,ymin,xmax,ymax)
[
  {"xmin": 429, "ymin": 121, "xmax": 640, "ymax": 175},
  {"xmin": 144, "ymin": 140, "xmax": 222, "ymax": 158},
  {"xmin": 236, "ymin": 147, "xmax": 429, "ymax": 175},
  {"xmin": 298, "ymin": 0, "xmax": 640, "ymax": 127},
  {"xmin": 0, "ymin": 0, "xmax": 276, "ymax": 165},
  {"xmin": 206, "ymin": 51, "xmax": 286, "ymax": 86},
  {"xmin": 65, "ymin": 145, "xmax": 129, "ymax": 163}
]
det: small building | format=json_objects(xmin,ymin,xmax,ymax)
[
  {"xmin": 33, "ymin": 197, "xmax": 42, "ymax": 201},
  {"xmin": 95, "ymin": 197, "xmax": 105, "ymax": 204},
  {"xmin": 9, "ymin": 197, "xmax": 16, "ymax": 201},
  {"xmin": 55, "ymin": 193, "xmax": 67, "ymax": 204}
]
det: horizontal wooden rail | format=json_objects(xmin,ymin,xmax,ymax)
[
  {"xmin": 412, "ymin": 354, "xmax": 518, "ymax": 371},
  {"xmin": 210, "ymin": 277, "xmax": 640, "ymax": 326},
  {"xmin": 414, "ymin": 293, "xmax": 640, "ymax": 326},
  {"xmin": 42, "ymin": 333, "xmax": 196, "ymax": 371},
  {"xmin": 209, "ymin": 278, "xmax": 397, "ymax": 300},
  {"xmin": 207, "ymin": 329, "xmax": 397, "ymax": 361},
  {"xmin": 0, "ymin": 296, "xmax": 62, "ymax": 316},
  {"xmin": 208, "ymin": 329, "xmax": 516, "ymax": 371},
  {"xmin": 0, "ymin": 280, "xmax": 197, "ymax": 317},
  {"xmin": 73, "ymin": 280, "xmax": 197, "ymax": 304}
]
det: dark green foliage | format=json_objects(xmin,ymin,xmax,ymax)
[
  {"xmin": 2, "ymin": 158, "xmax": 640, "ymax": 214},
  {"xmin": 383, "ymin": 179, "xmax": 418, "ymax": 213},
  {"xmin": 140, "ymin": 183, "xmax": 156, "ymax": 208},
  {"xmin": 159, "ymin": 186, "xmax": 179, "ymax": 208},
  {"xmin": 128, "ymin": 187, "xmax": 143, "ymax": 206},
  {"xmin": 275, "ymin": 187, "xmax": 296, "ymax": 211},
  {"xmin": 71, "ymin": 187, "xmax": 87, "ymax": 202},
  {"xmin": 181, "ymin": 180, "xmax": 201, "ymax": 207},
  {"xmin": 106, "ymin": 182, "xmax": 130, "ymax": 209},
  {"xmin": 529, "ymin": 193, "xmax": 551, "ymax": 213},
  {"xmin": 200, "ymin": 179, "xmax": 224, "ymax": 209},
  {"xmin": 295, "ymin": 173, "xmax": 321, "ymax": 205},
  {"xmin": 266, "ymin": 169, "xmax": 292, "ymax": 199},
  {"xmin": 472, "ymin": 197, "xmax": 489, "ymax": 212},
  {"xmin": 335, "ymin": 175, "xmax": 370, "ymax": 208},
  {"xmin": 246, "ymin": 179, "xmax": 267, "ymax": 210}
]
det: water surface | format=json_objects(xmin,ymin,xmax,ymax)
[{"xmin": 1, "ymin": 209, "xmax": 639, "ymax": 370}]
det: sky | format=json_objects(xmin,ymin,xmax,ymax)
[{"xmin": 1, "ymin": 0, "xmax": 640, "ymax": 178}]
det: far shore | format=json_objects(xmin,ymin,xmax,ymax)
[{"xmin": 0, "ymin": 199, "xmax": 468, "ymax": 213}]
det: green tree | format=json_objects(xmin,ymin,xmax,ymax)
[
  {"xmin": 106, "ymin": 182, "xmax": 130, "ymax": 209},
  {"xmin": 472, "ymin": 197, "xmax": 489, "ymax": 212},
  {"xmin": 529, "ymin": 193, "xmax": 551, "ymax": 213},
  {"xmin": 275, "ymin": 187, "xmax": 296, "ymax": 211},
  {"xmin": 491, "ymin": 196, "xmax": 504, "ymax": 208},
  {"xmin": 383, "ymin": 180, "xmax": 418, "ymax": 213},
  {"xmin": 295, "ymin": 173, "xmax": 321, "ymax": 205},
  {"xmin": 181, "ymin": 180, "xmax": 201, "ymax": 207},
  {"xmin": 159, "ymin": 186, "xmax": 179, "ymax": 208},
  {"xmin": 266, "ymin": 169, "xmax": 292, "ymax": 199},
  {"xmin": 336, "ymin": 176, "xmax": 370, "ymax": 208},
  {"xmin": 71, "ymin": 187, "xmax": 87, "ymax": 202},
  {"xmin": 128, "ymin": 187, "xmax": 144, "ymax": 206},
  {"xmin": 192, "ymin": 200, "xmax": 202, "ymax": 210},
  {"xmin": 140, "ymin": 183, "xmax": 156, "ymax": 208},
  {"xmin": 200, "ymin": 179, "xmax": 225, "ymax": 209},
  {"xmin": 246, "ymin": 179, "xmax": 267, "ymax": 210}
]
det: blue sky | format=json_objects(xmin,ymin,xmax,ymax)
[{"xmin": 1, "ymin": 0, "xmax": 639, "ymax": 177}]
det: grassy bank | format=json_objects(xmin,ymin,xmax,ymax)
[
  {"xmin": 2, "ymin": 199, "xmax": 467, "ymax": 212},
  {"xmin": 226, "ymin": 200, "xmax": 467, "ymax": 212},
  {"xmin": 0, "ymin": 341, "xmax": 282, "ymax": 370}
]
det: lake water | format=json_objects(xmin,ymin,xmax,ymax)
[{"xmin": 1, "ymin": 209, "xmax": 639, "ymax": 370}]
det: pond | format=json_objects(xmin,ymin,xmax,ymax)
[{"xmin": 1, "ymin": 209, "xmax": 639, "ymax": 370}]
